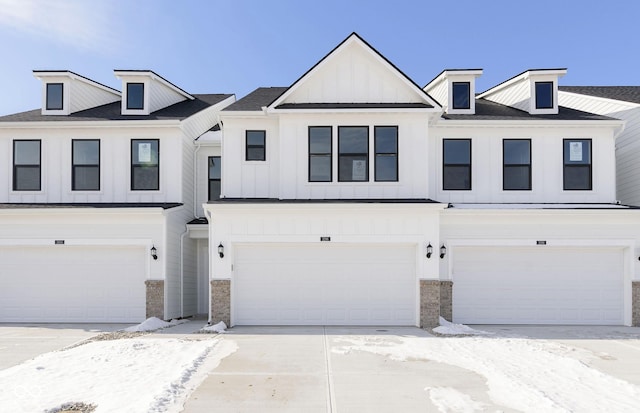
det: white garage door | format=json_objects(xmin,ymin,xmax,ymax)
[
  {"xmin": 0, "ymin": 246, "xmax": 146, "ymax": 322},
  {"xmin": 234, "ymin": 244, "xmax": 416, "ymax": 325},
  {"xmin": 453, "ymin": 247, "xmax": 624, "ymax": 325}
]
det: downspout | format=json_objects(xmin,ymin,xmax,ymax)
[
  {"xmin": 204, "ymin": 207, "xmax": 214, "ymax": 324},
  {"xmin": 180, "ymin": 227, "xmax": 188, "ymax": 318}
]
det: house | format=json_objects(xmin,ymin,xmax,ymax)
[
  {"xmin": 205, "ymin": 33, "xmax": 640, "ymax": 327},
  {"xmin": 0, "ymin": 70, "xmax": 234, "ymax": 322}
]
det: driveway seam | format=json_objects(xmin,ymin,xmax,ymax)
[{"xmin": 323, "ymin": 326, "xmax": 336, "ymax": 413}]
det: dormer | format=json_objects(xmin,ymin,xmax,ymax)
[
  {"xmin": 114, "ymin": 70, "xmax": 194, "ymax": 115},
  {"xmin": 424, "ymin": 69, "xmax": 483, "ymax": 114},
  {"xmin": 33, "ymin": 70, "xmax": 121, "ymax": 116},
  {"xmin": 478, "ymin": 69, "xmax": 567, "ymax": 115}
]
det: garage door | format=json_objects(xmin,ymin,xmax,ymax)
[
  {"xmin": 234, "ymin": 244, "xmax": 416, "ymax": 325},
  {"xmin": 0, "ymin": 246, "xmax": 146, "ymax": 322},
  {"xmin": 453, "ymin": 247, "xmax": 624, "ymax": 325}
]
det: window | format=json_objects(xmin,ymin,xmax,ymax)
[
  {"xmin": 46, "ymin": 83, "xmax": 63, "ymax": 110},
  {"xmin": 338, "ymin": 126, "xmax": 368, "ymax": 182},
  {"xmin": 309, "ymin": 126, "xmax": 332, "ymax": 182},
  {"xmin": 452, "ymin": 82, "xmax": 470, "ymax": 110},
  {"xmin": 13, "ymin": 140, "xmax": 41, "ymax": 191},
  {"xmin": 443, "ymin": 139, "xmax": 471, "ymax": 190},
  {"xmin": 72, "ymin": 139, "xmax": 100, "ymax": 191},
  {"xmin": 131, "ymin": 139, "xmax": 159, "ymax": 190},
  {"xmin": 246, "ymin": 130, "xmax": 266, "ymax": 161},
  {"xmin": 535, "ymin": 81, "xmax": 553, "ymax": 109},
  {"xmin": 563, "ymin": 139, "xmax": 592, "ymax": 190},
  {"xmin": 127, "ymin": 83, "xmax": 144, "ymax": 110},
  {"xmin": 503, "ymin": 139, "xmax": 531, "ymax": 190},
  {"xmin": 375, "ymin": 126, "xmax": 398, "ymax": 181},
  {"xmin": 208, "ymin": 156, "xmax": 221, "ymax": 200}
]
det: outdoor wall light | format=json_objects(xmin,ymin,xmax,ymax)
[
  {"xmin": 218, "ymin": 243, "xmax": 224, "ymax": 259},
  {"xmin": 440, "ymin": 244, "xmax": 447, "ymax": 259},
  {"xmin": 426, "ymin": 243, "xmax": 433, "ymax": 259},
  {"xmin": 150, "ymin": 245, "xmax": 158, "ymax": 260}
]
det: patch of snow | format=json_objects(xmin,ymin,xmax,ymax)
[
  {"xmin": 123, "ymin": 317, "xmax": 188, "ymax": 332},
  {"xmin": 433, "ymin": 317, "xmax": 491, "ymax": 336},
  {"xmin": 201, "ymin": 321, "xmax": 227, "ymax": 334},
  {"xmin": 0, "ymin": 337, "xmax": 237, "ymax": 413},
  {"xmin": 426, "ymin": 387, "xmax": 487, "ymax": 413}
]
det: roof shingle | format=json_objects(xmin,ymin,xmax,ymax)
[{"xmin": 559, "ymin": 86, "xmax": 640, "ymax": 105}]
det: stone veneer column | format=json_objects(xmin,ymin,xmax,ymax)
[
  {"xmin": 633, "ymin": 281, "xmax": 640, "ymax": 327},
  {"xmin": 211, "ymin": 280, "xmax": 231, "ymax": 326},
  {"xmin": 420, "ymin": 280, "xmax": 441, "ymax": 328},
  {"xmin": 145, "ymin": 280, "xmax": 164, "ymax": 319},
  {"xmin": 439, "ymin": 281, "xmax": 453, "ymax": 322}
]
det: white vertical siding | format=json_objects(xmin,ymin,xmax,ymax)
[
  {"xmin": 196, "ymin": 145, "xmax": 221, "ymax": 216},
  {"xmin": 425, "ymin": 78, "xmax": 448, "ymax": 108}
]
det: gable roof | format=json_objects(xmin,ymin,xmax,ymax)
[
  {"xmin": 33, "ymin": 70, "xmax": 121, "ymax": 95},
  {"xmin": 559, "ymin": 86, "xmax": 640, "ymax": 105},
  {"xmin": 114, "ymin": 69, "xmax": 194, "ymax": 100},
  {"xmin": 267, "ymin": 32, "xmax": 441, "ymax": 110},
  {"xmin": 0, "ymin": 94, "xmax": 233, "ymax": 122},
  {"xmin": 223, "ymin": 87, "xmax": 288, "ymax": 112},
  {"xmin": 478, "ymin": 68, "xmax": 567, "ymax": 98}
]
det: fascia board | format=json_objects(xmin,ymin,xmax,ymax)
[{"xmin": 0, "ymin": 120, "xmax": 182, "ymax": 129}]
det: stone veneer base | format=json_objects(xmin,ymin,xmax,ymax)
[
  {"xmin": 145, "ymin": 280, "xmax": 164, "ymax": 320},
  {"xmin": 633, "ymin": 281, "xmax": 640, "ymax": 327},
  {"xmin": 211, "ymin": 280, "xmax": 231, "ymax": 326},
  {"xmin": 419, "ymin": 280, "xmax": 440, "ymax": 328},
  {"xmin": 439, "ymin": 280, "xmax": 453, "ymax": 322}
]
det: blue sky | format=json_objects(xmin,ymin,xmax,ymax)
[{"xmin": 0, "ymin": 0, "xmax": 638, "ymax": 115}]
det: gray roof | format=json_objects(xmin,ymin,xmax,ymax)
[
  {"xmin": 0, "ymin": 94, "xmax": 232, "ymax": 122},
  {"xmin": 443, "ymin": 99, "xmax": 616, "ymax": 121},
  {"xmin": 223, "ymin": 87, "xmax": 288, "ymax": 111},
  {"xmin": 559, "ymin": 86, "xmax": 640, "ymax": 105},
  {"xmin": 0, "ymin": 203, "xmax": 182, "ymax": 209}
]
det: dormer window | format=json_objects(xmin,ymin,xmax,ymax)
[
  {"xmin": 46, "ymin": 83, "xmax": 63, "ymax": 110},
  {"xmin": 452, "ymin": 82, "xmax": 470, "ymax": 110},
  {"xmin": 535, "ymin": 81, "xmax": 554, "ymax": 109},
  {"xmin": 127, "ymin": 83, "xmax": 145, "ymax": 110}
]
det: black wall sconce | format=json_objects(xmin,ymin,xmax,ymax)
[
  {"xmin": 426, "ymin": 243, "xmax": 433, "ymax": 259},
  {"xmin": 150, "ymin": 245, "xmax": 158, "ymax": 260},
  {"xmin": 218, "ymin": 243, "xmax": 224, "ymax": 258},
  {"xmin": 440, "ymin": 244, "xmax": 447, "ymax": 259}
]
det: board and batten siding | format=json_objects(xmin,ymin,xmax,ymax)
[
  {"xmin": 424, "ymin": 78, "xmax": 448, "ymax": 109},
  {"xmin": 195, "ymin": 145, "xmax": 220, "ymax": 216}
]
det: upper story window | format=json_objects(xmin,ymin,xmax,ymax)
[
  {"xmin": 208, "ymin": 156, "xmax": 221, "ymax": 200},
  {"xmin": 72, "ymin": 139, "xmax": 100, "ymax": 191},
  {"xmin": 452, "ymin": 82, "xmax": 471, "ymax": 110},
  {"xmin": 46, "ymin": 83, "xmax": 63, "ymax": 110},
  {"xmin": 126, "ymin": 83, "xmax": 145, "ymax": 110},
  {"xmin": 563, "ymin": 139, "xmax": 591, "ymax": 190},
  {"xmin": 503, "ymin": 139, "xmax": 531, "ymax": 191},
  {"xmin": 535, "ymin": 81, "xmax": 553, "ymax": 109},
  {"xmin": 338, "ymin": 126, "xmax": 369, "ymax": 182},
  {"xmin": 309, "ymin": 126, "xmax": 332, "ymax": 182},
  {"xmin": 443, "ymin": 139, "xmax": 471, "ymax": 190},
  {"xmin": 13, "ymin": 140, "xmax": 41, "ymax": 191},
  {"xmin": 131, "ymin": 139, "xmax": 159, "ymax": 190},
  {"xmin": 246, "ymin": 130, "xmax": 266, "ymax": 161},
  {"xmin": 374, "ymin": 126, "xmax": 398, "ymax": 182}
]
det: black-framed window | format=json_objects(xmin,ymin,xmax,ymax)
[
  {"xmin": 535, "ymin": 81, "xmax": 553, "ymax": 109},
  {"xmin": 72, "ymin": 139, "xmax": 100, "ymax": 191},
  {"xmin": 246, "ymin": 130, "xmax": 266, "ymax": 161},
  {"xmin": 309, "ymin": 126, "xmax": 332, "ymax": 182},
  {"xmin": 503, "ymin": 139, "xmax": 531, "ymax": 190},
  {"xmin": 443, "ymin": 139, "xmax": 471, "ymax": 190},
  {"xmin": 131, "ymin": 139, "xmax": 159, "ymax": 190},
  {"xmin": 208, "ymin": 156, "xmax": 221, "ymax": 200},
  {"xmin": 127, "ymin": 83, "xmax": 144, "ymax": 110},
  {"xmin": 46, "ymin": 83, "xmax": 63, "ymax": 110},
  {"xmin": 338, "ymin": 126, "xmax": 368, "ymax": 182},
  {"xmin": 563, "ymin": 139, "xmax": 592, "ymax": 190},
  {"xmin": 452, "ymin": 82, "xmax": 471, "ymax": 110},
  {"xmin": 13, "ymin": 140, "xmax": 41, "ymax": 191},
  {"xmin": 375, "ymin": 126, "xmax": 398, "ymax": 182}
]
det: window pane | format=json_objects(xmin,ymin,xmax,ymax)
[
  {"xmin": 535, "ymin": 82, "xmax": 553, "ymax": 109},
  {"xmin": 375, "ymin": 127, "xmax": 397, "ymax": 154},
  {"xmin": 443, "ymin": 140, "xmax": 470, "ymax": 164},
  {"xmin": 564, "ymin": 140, "xmax": 590, "ymax": 164},
  {"xmin": 132, "ymin": 140, "xmax": 159, "ymax": 165},
  {"xmin": 310, "ymin": 155, "xmax": 331, "ymax": 182},
  {"xmin": 246, "ymin": 131, "xmax": 265, "ymax": 160},
  {"xmin": 338, "ymin": 127, "xmax": 368, "ymax": 153},
  {"xmin": 209, "ymin": 180, "xmax": 221, "ymax": 201},
  {"xmin": 46, "ymin": 83, "xmax": 63, "ymax": 110},
  {"xmin": 209, "ymin": 156, "xmax": 221, "ymax": 179},
  {"xmin": 14, "ymin": 166, "xmax": 40, "ymax": 190},
  {"xmin": 375, "ymin": 155, "xmax": 397, "ymax": 181},
  {"xmin": 246, "ymin": 131, "xmax": 265, "ymax": 146},
  {"xmin": 504, "ymin": 140, "xmax": 530, "ymax": 165},
  {"xmin": 564, "ymin": 166, "xmax": 591, "ymax": 190},
  {"xmin": 339, "ymin": 155, "xmax": 368, "ymax": 181},
  {"xmin": 73, "ymin": 166, "xmax": 99, "ymax": 190},
  {"xmin": 443, "ymin": 165, "xmax": 470, "ymax": 190},
  {"xmin": 504, "ymin": 165, "xmax": 530, "ymax": 190},
  {"xmin": 127, "ymin": 83, "xmax": 144, "ymax": 109},
  {"xmin": 73, "ymin": 140, "xmax": 99, "ymax": 165},
  {"xmin": 452, "ymin": 82, "xmax": 470, "ymax": 109},
  {"xmin": 309, "ymin": 127, "xmax": 331, "ymax": 154},
  {"xmin": 132, "ymin": 166, "xmax": 159, "ymax": 190},
  {"xmin": 14, "ymin": 141, "xmax": 40, "ymax": 165},
  {"xmin": 247, "ymin": 147, "xmax": 265, "ymax": 161}
]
